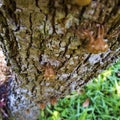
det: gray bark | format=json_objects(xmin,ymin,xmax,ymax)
[{"xmin": 0, "ymin": 0, "xmax": 120, "ymax": 119}]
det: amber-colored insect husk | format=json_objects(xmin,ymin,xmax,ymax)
[
  {"xmin": 39, "ymin": 103, "xmax": 46, "ymax": 110},
  {"xmin": 44, "ymin": 63, "xmax": 56, "ymax": 80},
  {"xmin": 75, "ymin": 0, "xmax": 91, "ymax": 6},
  {"xmin": 50, "ymin": 97, "xmax": 57, "ymax": 105},
  {"xmin": 83, "ymin": 26, "xmax": 108, "ymax": 54}
]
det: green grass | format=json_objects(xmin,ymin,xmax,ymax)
[{"xmin": 38, "ymin": 59, "xmax": 120, "ymax": 120}]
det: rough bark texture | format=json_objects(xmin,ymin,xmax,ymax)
[{"xmin": 0, "ymin": 0, "xmax": 120, "ymax": 119}]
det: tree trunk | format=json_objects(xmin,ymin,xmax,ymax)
[{"xmin": 0, "ymin": 0, "xmax": 120, "ymax": 119}]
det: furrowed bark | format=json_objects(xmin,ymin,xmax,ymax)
[{"xmin": 0, "ymin": 0, "xmax": 120, "ymax": 119}]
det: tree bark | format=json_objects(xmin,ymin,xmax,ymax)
[{"xmin": 0, "ymin": 0, "xmax": 120, "ymax": 119}]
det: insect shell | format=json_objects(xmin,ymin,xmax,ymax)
[
  {"xmin": 38, "ymin": 102, "xmax": 46, "ymax": 110},
  {"xmin": 44, "ymin": 63, "xmax": 56, "ymax": 80},
  {"xmin": 83, "ymin": 25, "xmax": 108, "ymax": 54},
  {"xmin": 75, "ymin": 0, "xmax": 91, "ymax": 6},
  {"xmin": 50, "ymin": 96, "xmax": 57, "ymax": 105}
]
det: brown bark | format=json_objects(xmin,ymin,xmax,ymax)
[{"xmin": 0, "ymin": 0, "xmax": 120, "ymax": 119}]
